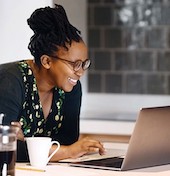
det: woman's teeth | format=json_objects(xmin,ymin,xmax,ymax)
[{"xmin": 68, "ymin": 78, "xmax": 77, "ymax": 85}]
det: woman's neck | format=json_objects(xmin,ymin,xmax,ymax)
[{"xmin": 26, "ymin": 59, "xmax": 53, "ymax": 93}]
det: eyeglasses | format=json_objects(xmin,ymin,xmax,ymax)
[{"xmin": 50, "ymin": 56, "xmax": 91, "ymax": 72}]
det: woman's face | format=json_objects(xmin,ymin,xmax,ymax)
[{"xmin": 47, "ymin": 41, "xmax": 88, "ymax": 92}]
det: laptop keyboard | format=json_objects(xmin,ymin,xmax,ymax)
[{"xmin": 78, "ymin": 157, "xmax": 124, "ymax": 168}]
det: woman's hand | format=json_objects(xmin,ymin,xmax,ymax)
[
  {"xmin": 11, "ymin": 121, "xmax": 25, "ymax": 141},
  {"xmin": 50, "ymin": 137, "xmax": 106, "ymax": 161},
  {"xmin": 67, "ymin": 137, "xmax": 106, "ymax": 159}
]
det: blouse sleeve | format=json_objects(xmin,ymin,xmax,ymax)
[
  {"xmin": 0, "ymin": 70, "xmax": 24, "ymax": 124},
  {"xmin": 54, "ymin": 80, "xmax": 82, "ymax": 145}
]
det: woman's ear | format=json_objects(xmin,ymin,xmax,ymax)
[{"xmin": 40, "ymin": 55, "xmax": 52, "ymax": 69}]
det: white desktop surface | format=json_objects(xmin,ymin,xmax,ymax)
[
  {"xmin": 15, "ymin": 163, "xmax": 170, "ymax": 176},
  {"xmin": 15, "ymin": 143, "xmax": 170, "ymax": 176}
]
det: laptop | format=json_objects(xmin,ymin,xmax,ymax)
[{"xmin": 70, "ymin": 106, "xmax": 170, "ymax": 171}]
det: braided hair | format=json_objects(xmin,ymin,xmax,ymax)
[{"xmin": 27, "ymin": 4, "xmax": 82, "ymax": 67}]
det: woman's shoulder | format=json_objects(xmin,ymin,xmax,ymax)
[
  {"xmin": 0, "ymin": 60, "xmax": 21, "ymax": 74},
  {"xmin": 0, "ymin": 61, "xmax": 24, "ymax": 85}
]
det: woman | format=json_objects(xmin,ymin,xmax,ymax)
[{"xmin": 0, "ymin": 4, "xmax": 105, "ymax": 161}]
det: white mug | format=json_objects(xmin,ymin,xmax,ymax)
[{"xmin": 25, "ymin": 137, "xmax": 60, "ymax": 168}]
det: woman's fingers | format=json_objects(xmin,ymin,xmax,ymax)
[
  {"xmin": 68, "ymin": 137, "xmax": 106, "ymax": 159},
  {"xmin": 11, "ymin": 121, "xmax": 21, "ymax": 128},
  {"xmin": 84, "ymin": 138, "xmax": 106, "ymax": 155},
  {"xmin": 11, "ymin": 121, "xmax": 25, "ymax": 141},
  {"xmin": 80, "ymin": 137, "xmax": 106, "ymax": 155}
]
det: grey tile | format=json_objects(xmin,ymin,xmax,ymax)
[
  {"xmin": 88, "ymin": 0, "xmax": 100, "ymax": 3},
  {"xmin": 157, "ymin": 52, "xmax": 170, "ymax": 71},
  {"xmin": 145, "ymin": 28, "xmax": 166, "ymax": 48},
  {"xmin": 105, "ymin": 28, "xmax": 122, "ymax": 48},
  {"xmin": 115, "ymin": 52, "xmax": 134, "ymax": 71},
  {"xmin": 88, "ymin": 28, "xmax": 101, "ymax": 48},
  {"xmin": 94, "ymin": 6, "xmax": 112, "ymax": 25},
  {"xmin": 161, "ymin": 6, "xmax": 170, "ymax": 25},
  {"xmin": 94, "ymin": 51, "xmax": 111, "ymax": 70},
  {"xmin": 88, "ymin": 73, "xmax": 102, "ymax": 92},
  {"xmin": 105, "ymin": 74, "xmax": 122, "ymax": 93},
  {"xmin": 126, "ymin": 74, "xmax": 144, "ymax": 94},
  {"xmin": 135, "ymin": 51, "xmax": 154, "ymax": 71},
  {"xmin": 146, "ymin": 74, "xmax": 167, "ymax": 94},
  {"xmin": 124, "ymin": 28, "xmax": 145, "ymax": 49}
]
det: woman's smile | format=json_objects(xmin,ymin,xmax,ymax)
[{"xmin": 68, "ymin": 77, "xmax": 78, "ymax": 86}]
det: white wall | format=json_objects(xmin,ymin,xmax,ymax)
[{"xmin": 0, "ymin": 0, "xmax": 53, "ymax": 63}]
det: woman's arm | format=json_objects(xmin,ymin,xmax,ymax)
[
  {"xmin": 12, "ymin": 121, "xmax": 105, "ymax": 161},
  {"xmin": 50, "ymin": 137, "xmax": 105, "ymax": 161},
  {"xmin": 0, "ymin": 64, "xmax": 24, "ymax": 124}
]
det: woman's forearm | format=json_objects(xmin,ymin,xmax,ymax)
[
  {"xmin": 50, "ymin": 145, "xmax": 71, "ymax": 161},
  {"xmin": 49, "ymin": 137, "xmax": 106, "ymax": 162}
]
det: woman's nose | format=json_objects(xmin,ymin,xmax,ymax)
[{"xmin": 75, "ymin": 68, "xmax": 85, "ymax": 77}]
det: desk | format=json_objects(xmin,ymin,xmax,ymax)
[
  {"xmin": 15, "ymin": 143, "xmax": 170, "ymax": 176},
  {"xmin": 15, "ymin": 163, "xmax": 170, "ymax": 176}
]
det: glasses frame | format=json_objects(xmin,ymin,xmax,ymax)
[{"xmin": 49, "ymin": 55, "xmax": 91, "ymax": 72}]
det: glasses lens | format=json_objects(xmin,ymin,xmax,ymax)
[
  {"xmin": 73, "ymin": 60, "xmax": 91, "ymax": 71},
  {"xmin": 83, "ymin": 60, "xmax": 91, "ymax": 70},
  {"xmin": 74, "ymin": 61, "xmax": 82, "ymax": 71}
]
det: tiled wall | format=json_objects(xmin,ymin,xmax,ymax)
[{"xmin": 87, "ymin": 0, "xmax": 170, "ymax": 95}]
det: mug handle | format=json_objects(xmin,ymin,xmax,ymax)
[{"xmin": 47, "ymin": 141, "xmax": 60, "ymax": 163}]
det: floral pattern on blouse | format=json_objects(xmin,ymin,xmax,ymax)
[{"xmin": 18, "ymin": 61, "xmax": 65, "ymax": 139}]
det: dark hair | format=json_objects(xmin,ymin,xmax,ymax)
[{"xmin": 27, "ymin": 4, "xmax": 82, "ymax": 67}]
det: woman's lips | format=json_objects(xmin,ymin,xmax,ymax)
[{"xmin": 68, "ymin": 77, "xmax": 78, "ymax": 86}]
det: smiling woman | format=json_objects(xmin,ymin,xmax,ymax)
[{"xmin": 0, "ymin": 4, "xmax": 105, "ymax": 162}]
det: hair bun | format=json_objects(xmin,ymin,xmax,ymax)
[{"xmin": 27, "ymin": 5, "xmax": 65, "ymax": 34}]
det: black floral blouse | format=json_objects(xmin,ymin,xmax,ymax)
[
  {"xmin": 18, "ymin": 61, "xmax": 65, "ymax": 138},
  {"xmin": 0, "ymin": 60, "xmax": 81, "ymax": 146}
]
